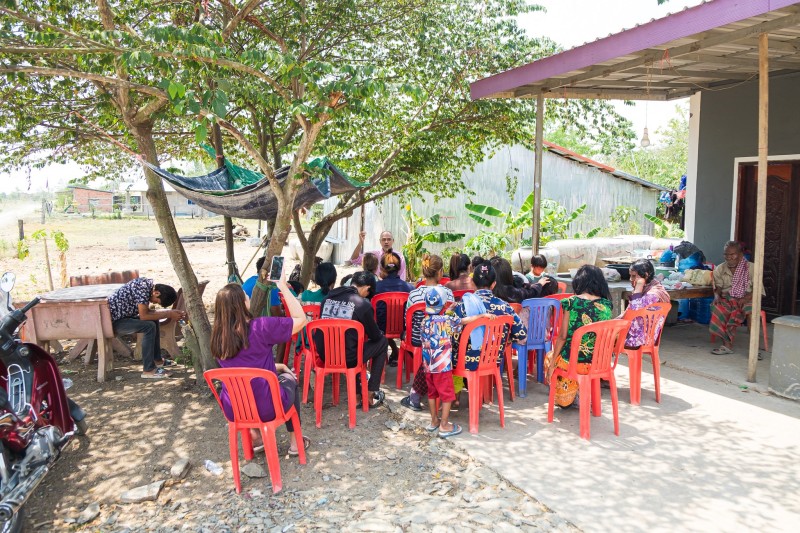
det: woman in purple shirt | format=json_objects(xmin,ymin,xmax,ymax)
[{"xmin": 210, "ymin": 275, "xmax": 309, "ymax": 455}]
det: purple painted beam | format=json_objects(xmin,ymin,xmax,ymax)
[{"xmin": 471, "ymin": 0, "xmax": 800, "ymax": 100}]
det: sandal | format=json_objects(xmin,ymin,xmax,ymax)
[
  {"xmin": 368, "ymin": 390, "xmax": 385, "ymax": 408},
  {"xmin": 400, "ymin": 396, "xmax": 423, "ymax": 412},
  {"xmin": 288, "ymin": 436, "xmax": 311, "ymax": 456},
  {"xmin": 711, "ymin": 346, "xmax": 734, "ymax": 355},
  {"xmin": 142, "ymin": 367, "xmax": 172, "ymax": 379},
  {"xmin": 425, "ymin": 424, "xmax": 439, "ymax": 433},
  {"xmin": 157, "ymin": 358, "xmax": 178, "ymax": 367},
  {"xmin": 438, "ymin": 423, "xmax": 463, "ymax": 438}
]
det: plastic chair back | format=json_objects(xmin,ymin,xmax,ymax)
[
  {"xmin": 565, "ymin": 320, "xmax": 630, "ymax": 379},
  {"xmin": 454, "ymin": 315, "xmax": 514, "ymax": 373},
  {"xmin": 307, "ymin": 319, "xmax": 364, "ymax": 370},
  {"xmin": 521, "ymin": 298, "xmax": 559, "ymax": 348},
  {"xmin": 372, "ymin": 292, "xmax": 409, "ymax": 338},
  {"xmin": 404, "ymin": 302, "xmax": 426, "ymax": 346},
  {"xmin": 439, "ymin": 277, "xmax": 451, "ymax": 285},
  {"xmin": 622, "ymin": 303, "xmax": 670, "ymax": 349},
  {"xmin": 415, "ymin": 280, "xmax": 426, "ymax": 288},
  {"xmin": 557, "ymin": 281, "xmax": 567, "ymax": 294},
  {"xmin": 452, "ymin": 289, "xmax": 475, "ymax": 301},
  {"xmin": 509, "ymin": 303, "xmax": 523, "ymax": 314},
  {"xmin": 302, "ymin": 304, "xmax": 321, "ymax": 321},
  {"xmin": 545, "ymin": 293, "xmax": 574, "ymax": 302},
  {"xmin": 205, "ymin": 367, "xmax": 288, "ymax": 425}
]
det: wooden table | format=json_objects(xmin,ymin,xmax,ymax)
[{"xmin": 24, "ymin": 284, "xmax": 122, "ymax": 382}]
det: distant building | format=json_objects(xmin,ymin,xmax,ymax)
[
  {"xmin": 124, "ymin": 180, "xmax": 213, "ymax": 217},
  {"xmin": 66, "ymin": 185, "xmax": 114, "ymax": 213}
]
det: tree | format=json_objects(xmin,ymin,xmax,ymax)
[{"xmin": 607, "ymin": 104, "xmax": 688, "ymax": 189}]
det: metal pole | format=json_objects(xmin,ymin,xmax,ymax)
[
  {"xmin": 748, "ymin": 33, "xmax": 769, "ymax": 382},
  {"xmin": 532, "ymin": 94, "xmax": 544, "ymax": 254}
]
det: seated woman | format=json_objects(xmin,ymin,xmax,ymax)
[
  {"xmin": 210, "ymin": 276, "xmax": 309, "ymax": 455},
  {"xmin": 623, "ymin": 259, "xmax": 670, "ymax": 348},
  {"xmin": 710, "ymin": 241, "xmax": 753, "ymax": 355},
  {"xmin": 401, "ymin": 254, "xmax": 454, "ymax": 411},
  {"xmin": 546, "ymin": 265, "xmax": 613, "ymax": 409},
  {"xmin": 376, "ymin": 252, "xmax": 413, "ymax": 366},
  {"xmin": 302, "ymin": 262, "xmax": 337, "ymax": 304},
  {"xmin": 490, "ymin": 256, "xmax": 555, "ymax": 304},
  {"xmin": 449, "ymin": 261, "xmax": 527, "ymax": 371},
  {"xmin": 445, "ymin": 253, "xmax": 477, "ymax": 291}
]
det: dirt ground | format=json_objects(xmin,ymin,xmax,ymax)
[{"xmin": 1, "ymin": 208, "xmax": 569, "ymax": 532}]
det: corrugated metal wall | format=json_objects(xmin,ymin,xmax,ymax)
[{"xmin": 326, "ymin": 144, "xmax": 659, "ymax": 263}]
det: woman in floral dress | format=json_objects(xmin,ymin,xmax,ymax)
[{"xmin": 547, "ymin": 265, "xmax": 613, "ymax": 408}]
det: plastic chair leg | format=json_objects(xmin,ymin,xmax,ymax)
[
  {"xmin": 396, "ymin": 347, "xmax": 407, "ymax": 390},
  {"xmin": 360, "ymin": 369, "xmax": 369, "ymax": 412},
  {"xmin": 262, "ymin": 428, "xmax": 282, "ymax": 494},
  {"xmin": 547, "ymin": 378, "xmax": 556, "ymax": 423},
  {"xmin": 761, "ymin": 311, "xmax": 769, "ymax": 351},
  {"xmin": 609, "ymin": 375, "xmax": 620, "ymax": 436},
  {"xmin": 495, "ymin": 370, "xmax": 505, "ymax": 428},
  {"xmin": 651, "ymin": 348, "xmax": 661, "ymax": 403},
  {"xmin": 332, "ymin": 374, "xmax": 340, "ymax": 406},
  {"xmin": 627, "ymin": 350, "xmax": 642, "ymax": 406},
  {"xmin": 346, "ymin": 372, "xmax": 357, "ymax": 429},
  {"xmin": 505, "ymin": 353, "xmax": 515, "ymax": 403},
  {"xmin": 314, "ymin": 372, "xmax": 325, "ymax": 428},
  {"xmin": 229, "ymin": 425, "xmax": 242, "ymax": 493},
  {"xmin": 517, "ymin": 346, "xmax": 528, "ymax": 398},
  {"xmin": 536, "ymin": 347, "xmax": 545, "ymax": 384},
  {"xmin": 578, "ymin": 377, "xmax": 592, "ymax": 440},
  {"xmin": 591, "ymin": 378, "xmax": 602, "ymax": 417},
  {"xmin": 467, "ymin": 376, "xmax": 480, "ymax": 434},
  {"xmin": 302, "ymin": 351, "xmax": 314, "ymax": 404},
  {"xmin": 241, "ymin": 430, "xmax": 254, "ymax": 461}
]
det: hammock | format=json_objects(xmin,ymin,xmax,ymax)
[{"xmin": 142, "ymin": 147, "xmax": 368, "ymax": 220}]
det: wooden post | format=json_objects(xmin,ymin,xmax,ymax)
[
  {"xmin": 41, "ymin": 198, "xmax": 46, "ymax": 224},
  {"xmin": 748, "ymin": 33, "xmax": 769, "ymax": 383},
  {"xmin": 212, "ymin": 122, "xmax": 237, "ymax": 280},
  {"xmin": 532, "ymin": 94, "xmax": 544, "ymax": 254},
  {"xmin": 17, "ymin": 220, "xmax": 23, "ymax": 241}
]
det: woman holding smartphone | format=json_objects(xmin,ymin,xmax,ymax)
[{"xmin": 210, "ymin": 268, "xmax": 311, "ymax": 455}]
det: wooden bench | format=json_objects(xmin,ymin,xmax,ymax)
[{"xmin": 135, "ymin": 280, "xmax": 209, "ymax": 360}]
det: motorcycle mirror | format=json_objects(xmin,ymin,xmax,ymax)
[{"xmin": 0, "ymin": 272, "xmax": 15, "ymax": 292}]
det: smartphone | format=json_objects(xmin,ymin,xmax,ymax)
[{"xmin": 268, "ymin": 256, "xmax": 284, "ymax": 281}]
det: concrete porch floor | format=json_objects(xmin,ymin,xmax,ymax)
[{"xmin": 385, "ymin": 322, "xmax": 800, "ymax": 532}]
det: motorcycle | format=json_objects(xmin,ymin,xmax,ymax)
[{"xmin": 0, "ymin": 272, "xmax": 87, "ymax": 532}]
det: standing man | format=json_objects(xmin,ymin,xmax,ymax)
[
  {"xmin": 108, "ymin": 278, "xmax": 184, "ymax": 379},
  {"xmin": 710, "ymin": 241, "xmax": 754, "ymax": 355},
  {"xmin": 348, "ymin": 230, "xmax": 408, "ymax": 281}
]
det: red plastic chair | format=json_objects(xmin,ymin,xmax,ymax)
[
  {"xmin": 397, "ymin": 302, "xmax": 426, "ymax": 389},
  {"xmin": 621, "ymin": 303, "xmax": 670, "ymax": 405},
  {"xmin": 709, "ymin": 309, "xmax": 769, "ymax": 351},
  {"xmin": 453, "ymin": 315, "xmax": 513, "ymax": 434},
  {"xmin": 306, "ymin": 319, "xmax": 369, "ymax": 429},
  {"xmin": 294, "ymin": 305, "xmax": 322, "ymax": 404},
  {"xmin": 439, "ymin": 277, "xmax": 451, "ymax": 285},
  {"xmin": 547, "ymin": 319, "xmax": 630, "ymax": 440},
  {"xmin": 452, "ymin": 289, "xmax": 475, "ymax": 301},
  {"xmin": 372, "ymin": 292, "xmax": 410, "ymax": 383},
  {"xmin": 204, "ymin": 368, "xmax": 307, "ymax": 494},
  {"xmin": 557, "ymin": 281, "xmax": 567, "ymax": 294}
]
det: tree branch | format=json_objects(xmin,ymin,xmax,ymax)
[
  {"xmin": 221, "ymin": 0, "xmax": 263, "ymax": 42},
  {"xmin": 0, "ymin": 66, "xmax": 167, "ymax": 100},
  {"xmin": 292, "ymin": 209, "xmax": 308, "ymax": 249}
]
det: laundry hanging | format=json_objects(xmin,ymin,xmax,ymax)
[{"xmin": 142, "ymin": 147, "xmax": 368, "ymax": 220}]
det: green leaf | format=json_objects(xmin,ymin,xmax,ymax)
[
  {"xmin": 420, "ymin": 232, "xmax": 465, "ymax": 244},
  {"xmin": 465, "ymin": 203, "xmax": 505, "ymax": 218},
  {"xmin": 586, "ymin": 227, "xmax": 602, "ymax": 238},
  {"xmin": 467, "ymin": 213, "xmax": 493, "ymax": 228},
  {"xmin": 195, "ymin": 123, "xmax": 208, "ymax": 144}
]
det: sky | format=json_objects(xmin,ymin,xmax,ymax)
[
  {"xmin": 3, "ymin": 0, "xmax": 702, "ymax": 192},
  {"xmin": 518, "ymin": 0, "xmax": 703, "ymax": 145}
]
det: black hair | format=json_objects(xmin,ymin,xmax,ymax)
[
  {"xmin": 314, "ymin": 262, "xmax": 337, "ymax": 295},
  {"xmin": 255, "ymin": 256, "xmax": 266, "ymax": 272},
  {"xmin": 630, "ymin": 259, "xmax": 655, "ymax": 284},
  {"xmin": 351, "ymin": 270, "xmax": 377, "ymax": 299},
  {"xmin": 154, "ymin": 283, "xmax": 177, "ymax": 308},
  {"xmin": 449, "ymin": 253, "xmax": 471, "ymax": 279},
  {"xmin": 288, "ymin": 280, "xmax": 305, "ymax": 295},
  {"xmin": 471, "ymin": 256, "xmax": 484, "ymax": 269},
  {"xmin": 530, "ymin": 254, "xmax": 548, "ymax": 269},
  {"xmin": 340, "ymin": 274, "xmax": 354, "ymax": 287},
  {"xmin": 472, "ymin": 260, "xmax": 496, "ymax": 289},
  {"xmin": 572, "ymin": 265, "xmax": 611, "ymax": 301},
  {"xmin": 489, "ymin": 257, "xmax": 515, "ymax": 302},
  {"xmin": 539, "ymin": 276, "xmax": 559, "ymax": 297}
]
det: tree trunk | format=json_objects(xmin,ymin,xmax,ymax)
[
  {"xmin": 299, "ymin": 220, "xmax": 334, "ymax": 287},
  {"xmin": 250, "ymin": 209, "xmax": 292, "ymax": 314},
  {"xmin": 133, "ymin": 123, "xmax": 216, "ymax": 377}
]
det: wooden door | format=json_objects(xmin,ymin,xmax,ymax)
[{"xmin": 735, "ymin": 163, "xmax": 800, "ymax": 316}]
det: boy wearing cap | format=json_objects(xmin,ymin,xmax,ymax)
[{"xmin": 420, "ymin": 287, "xmax": 493, "ymax": 438}]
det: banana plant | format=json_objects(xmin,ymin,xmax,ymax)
[
  {"xmin": 402, "ymin": 205, "xmax": 465, "ymax": 280},
  {"xmin": 465, "ymin": 191, "xmax": 536, "ymax": 250}
]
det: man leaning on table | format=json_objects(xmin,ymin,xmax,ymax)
[{"xmin": 107, "ymin": 278, "xmax": 184, "ymax": 379}]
